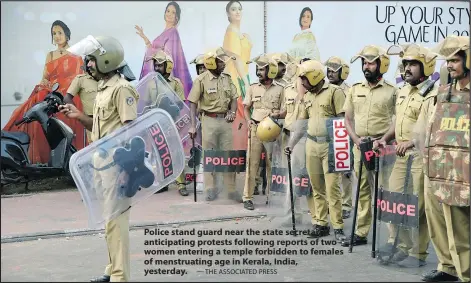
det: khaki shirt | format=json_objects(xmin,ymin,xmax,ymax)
[
  {"xmin": 395, "ymin": 80, "xmax": 438, "ymax": 143},
  {"xmin": 91, "ymin": 73, "xmax": 140, "ymax": 142},
  {"xmin": 298, "ymin": 82, "xmax": 346, "ymax": 137},
  {"xmin": 282, "ymin": 81, "xmax": 305, "ymax": 131},
  {"xmin": 67, "ymin": 74, "xmax": 98, "ymax": 116},
  {"xmin": 146, "ymin": 75, "xmax": 185, "ymax": 105},
  {"xmin": 343, "ymin": 78, "xmax": 397, "ymax": 137},
  {"xmin": 339, "ymin": 81, "xmax": 350, "ymax": 93},
  {"xmin": 275, "ymin": 77, "xmax": 288, "ymax": 88},
  {"xmin": 167, "ymin": 75, "xmax": 185, "ymax": 101},
  {"xmin": 187, "ymin": 71, "xmax": 237, "ymax": 113},
  {"xmin": 243, "ymin": 80, "xmax": 285, "ymax": 122}
]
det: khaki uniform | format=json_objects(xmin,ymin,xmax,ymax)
[
  {"xmin": 282, "ymin": 81, "xmax": 316, "ymax": 222},
  {"xmin": 343, "ymin": 78, "xmax": 397, "ymax": 237},
  {"xmin": 297, "ymin": 82, "xmax": 346, "ymax": 229},
  {"xmin": 67, "ymin": 74, "xmax": 98, "ymax": 142},
  {"xmin": 242, "ymin": 80, "xmax": 285, "ymax": 202},
  {"xmin": 91, "ymin": 73, "xmax": 140, "ymax": 282},
  {"xmin": 338, "ymin": 81, "xmax": 353, "ymax": 212},
  {"xmin": 416, "ymin": 82, "xmax": 470, "ymax": 281},
  {"xmin": 187, "ymin": 70, "xmax": 238, "ymax": 194},
  {"xmin": 387, "ymin": 80, "xmax": 436, "ymax": 260}
]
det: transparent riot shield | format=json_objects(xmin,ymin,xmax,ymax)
[
  {"xmin": 135, "ymin": 71, "xmax": 202, "ymax": 193},
  {"xmin": 374, "ymin": 146, "xmax": 437, "ymax": 274},
  {"xmin": 266, "ymin": 124, "xmax": 313, "ymax": 229},
  {"xmin": 135, "ymin": 71, "xmax": 202, "ymax": 158},
  {"xmin": 194, "ymin": 113, "xmax": 246, "ymax": 205},
  {"xmin": 69, "ymin": 109, "xmax": 185, "ymax": 229}
]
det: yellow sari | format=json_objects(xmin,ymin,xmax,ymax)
[{"xmin": 223, "ymin": 28, "xmax": 253, "ymax": 150}]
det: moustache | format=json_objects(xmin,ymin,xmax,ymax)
[{"xmin": 405, "ymin": 71, "xmax": 412, "ymax": 76}]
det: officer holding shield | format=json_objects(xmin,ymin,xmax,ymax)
[
  {"xmin": 242, "ymin": 54, "xmax": 285, "ymax": 210},
  {"xmin": 324, "ymin": 56, "xmax": 354, "ymax": 219},
  {"xmin": 187, "ymin": 47, "xmax": 241, "ymax": 202},
  {"xmin": 148, "ymin": 49, "xmax": 188, "ymax": 196},
  {"xmin": 60, "ymin": 36, "xmax": 139, "ymax": 282},
  {"xmin": 374, "ymin": 44, "xmax": 437, "ymax": 267},
  {"xmin": 277, "ymin": 65, "xmax": 317, "ymax": 226},
  {"xmin": 341, "ymin": 45, "xmax": 397, "ymax": 247},
  {"xmin": 285, "ymin": 59, "xmax": 347, "ymax": 240},
  {"xmin": 415, "ymin": 35, "xmax": 470, "ymax": 282}
]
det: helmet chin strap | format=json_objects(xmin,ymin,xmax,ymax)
[{"xmin": 409, "ymin": 76, "xmax": 427, "ymax": 86}]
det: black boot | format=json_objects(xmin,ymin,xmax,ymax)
[
  {"xmin": 421, "ymin": 270, "xmax": 459, "ymax": 282},
  {"xmin": 307, "ymin": 225, "xmax": 330, "ymax": 238}
]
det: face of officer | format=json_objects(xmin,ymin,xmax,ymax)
[
  {"xmin": 276, "ymin": 63, "xmax": 286, "ymax": 79},
  {"xmin": 447, "ymin": 51, "xmax": 468, "ymax": 80},
  {"xmin": 86, "ymin": 56, "xmax": 104, "ymax": 80},
  {"xmin": 154, "ymin": 60, "xmax": 169, "ymax": 79},
  {"xmin": 362, "ymin": 59, "xmax": 381, "ymax": 82},
  {"xmin": 210, "ymin": 58, "xmax": 226, "ymax": 76},
  {"xmin": 300, "ymin": 76, "xmax": 323, "ymax": 93},
  {"xmin": 403, "ymin": 60, "xmax": 423, "ymax": 85},
  {"xmin": 327, "ymin": 69, "xmax": 342, "ymax": 85},
  {"xmin": 196, "ymin": 64, "xmax": 207, "ymax": 75},
  {"xmin": 256, "ymin": 65, "xmax": 269, "ymax": 83}
]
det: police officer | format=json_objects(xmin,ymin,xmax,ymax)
[
  {"xmin": 341, "ymin": 45, "xmax": 397, "ymax": 247},
  {"xmin": 190, "ymin": 54, "xmax": 207, "ymax": 76},
  {"xmin": 277, "ymin": 64, "xmax": 316, "ymax": 226},
  {"xmin": 374, "ymin": 44, "xmax": 438, "ymax": 267},
  {"xmin": 64, "ymin": 58, "xmax": 99, "ymax": 143},
  {"xmin": 60, "ymin": 36, "xmax": 139, "ymax": 282},
  {"xmin": 285, "ymin": 59, "xmax": 347, "ymax": 240},
  {"xmin": 416, "ymin": 35, "xmax": 470, "ymax": 282},
  {"xmin": 252, "ymin": 52, "xmax": 293, "ymax": 196},
  {"xmin": 187, "ymin": 47, "xmax": 241, "ymax": 202},
  {"xmin": 190, "ymin": 54, "xmax": 207, "ymax": 120},
  {"xmin": 242, "ymin": 54, "xmax": 285, "ymax": 210},
  {"xmin": 324, "ymin": 56, "xmax": 354, "ymax": 219},
  {"xmin": 149, "ymin": 49, "xmax": 188, "ymax": 196}
]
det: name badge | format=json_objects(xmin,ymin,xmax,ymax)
[{"xmin": 208, "ymin": 88, "xmax": 217, "ymax": 94}]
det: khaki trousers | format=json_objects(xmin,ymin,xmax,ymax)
[
  {"xmin": 94, "ymin": 150, "xmax": 131, "ymax": 282},
  {"xmin": 305, "ymin": 138, "xmax": 343, "ymax": 229},
  {"xmin": 425, "ymin": 177, "xmax": 470, "ymax": 281},
  {"xmin": 243, "ymin": 125, "xmax": 272, "ymax": 201},
  {"xmin": 281, "ymin": 131, "xmax": 316, "ymax": 223},
  {"xmin": 386, "ymin": 152, "xmax": 429, "ymax": 260},
  {"xmin": 201, "ymin": 115, "xmax": 236, "ymax": 193}
]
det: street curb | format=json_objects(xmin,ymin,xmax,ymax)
[{"xmin": 1, "ymin": 213, "xmax": 268, "ymax": 244}]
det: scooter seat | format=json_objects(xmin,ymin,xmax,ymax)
[{"xmin": 1, "ymin": 131, "xmax": 30, "ymax": 145}]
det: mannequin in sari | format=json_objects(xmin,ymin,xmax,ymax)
[
  {"xmin": 223, "ymin": 0, "xmax": 253, "ymax": 150},
  {"xmin": 3, "ymin": 20, "xmax": 86, "ymax": 165},
  {"xmin": 288, "ymin": 7, "xmax": 321, "ymax": 63},
  {"xmin": 135, "ymin": 1, "xmax": 193, "ymax": 100}
]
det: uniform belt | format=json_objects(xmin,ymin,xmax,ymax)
[
  {"xmin": 251, "ymin": 119, "xmax": 260, "ymax": 124},
  {"xmin": 307, "ymin": 134, "xmax": 330, "ymax": 143},
  {"xmin": 204, "ymin": 112, "xmax": 226, "ymax": 119}
]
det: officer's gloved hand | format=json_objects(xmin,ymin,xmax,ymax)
[{"xmin": 284, "ymin": 146, "xmax": 292, "ymax": 156}]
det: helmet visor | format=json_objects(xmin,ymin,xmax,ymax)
[
  {"xmin": 325, "ymin": 61, "xmax": 342, "ymax": 72},
  {"xmin": 67, "ymin": 35, "xmax": 105, "ymax": 57},
  {"xmin": 432, "ymin": 36, "xmax": 468, "ymax": 59}
]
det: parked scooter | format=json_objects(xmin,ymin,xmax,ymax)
[{"xmin": 1, "ymin": 83, "xmax": 77, "ymax": 190}]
